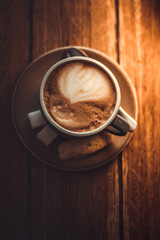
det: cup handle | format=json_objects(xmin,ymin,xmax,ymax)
[
  {"xmin": 106, "ymin": 107, "xmax": 137, "ymax": 136},
  {"xmin": 66, "ymin": 47, "xmax": 87, "ymax": 58}
]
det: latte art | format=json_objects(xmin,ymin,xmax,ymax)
[
  {"xmin": 43, "ymin": 61, "xmax": 116, "ymax": 132},
  {"xmin": 58, "ymin": 63, "xmax": 109, "ymax": 103}
]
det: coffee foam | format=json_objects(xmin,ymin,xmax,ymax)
[
  {"xmin": 44, "ymin": 61, "xmax": 116, "ymax": 132},
  {"xmin": 58, "ymin": 63, "xmax": 110, "ymax": 103}
]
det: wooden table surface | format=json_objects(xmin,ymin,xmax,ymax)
[{"xmin": 0, "ymin": 0, "xmax": 160, "ymax": 239}]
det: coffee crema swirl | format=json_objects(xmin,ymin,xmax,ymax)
[
  {"xmin": 59, "ymin": 63, "xmax": 110, "ymax": 103},
  {"xmin": 43, "ymin": 62, "xmax": 116, "ymax": 132}
]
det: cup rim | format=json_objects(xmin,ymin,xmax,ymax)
[{"xmin": 40, "ymin": 56, "xmax": 121, "ymax": 137}]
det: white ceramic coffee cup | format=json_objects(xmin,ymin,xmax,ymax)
[{"xmin": 39, "ymin": 55, "xmax": 137, "ymax": 138}]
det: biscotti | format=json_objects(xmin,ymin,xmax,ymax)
[{"xmin": 58, "ymin": 132, "xmax": 111, "ymax": 160}]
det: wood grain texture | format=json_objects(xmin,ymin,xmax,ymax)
[
  {"xmin": 119, "ymin": 0, "xmax": 160, "ymax": 239},
  {"xmin": 4, "ymin": 0, "xmax": 160, "ymax": 239},
  {"xmin": 31, "ymin": 0, "xmax": 120, "ymax": 239},
  {"xmin": 90, "ymin": 0, "xmax": 118, "ymax": 60},
  {"xmin": 33, "ymin": 0, "xmax": 91, "ymax": 58},
  {"xmin": 32, "ymin": 163, "xmax": 119, "ymax": 240},
  {"xmin": 0, "ymin": 0, "xmax": 30, "ymax": 239}
]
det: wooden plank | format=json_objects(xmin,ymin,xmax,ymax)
[
  {"xmin": 119, "ymin": 0, "xmax": 160, "ymax": 239},
  {"xmin": 90, "ymin": 0, "xmax": 118, "ymax": 60},
  {"xmin": 0, "ymin": 0, "xmax": 30, "ymax": 239},
  {"xmin": 31, "ymin": 0, "xmax": 120, "ymax": 239}
]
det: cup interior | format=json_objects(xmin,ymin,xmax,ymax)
[{"xmin": 40, "ymin": 56, "xmax": 121, "ymax": 137}]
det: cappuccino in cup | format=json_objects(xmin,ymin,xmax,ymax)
[
  {"xmin": 40, "ymin": 55, "xmax": 137, "ymax": 138},
  {"xmin": 43, "ymin": 61, "xmax": 116, "ymax": 132}
]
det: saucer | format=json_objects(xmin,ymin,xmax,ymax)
[{"xmin": 12, "ymin": 46, "xmax": 138, "ymax": 171}]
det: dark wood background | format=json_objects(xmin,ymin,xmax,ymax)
[{"xmin": 0, "ymin": 0, "xmax": 160, "ymax": 239}]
